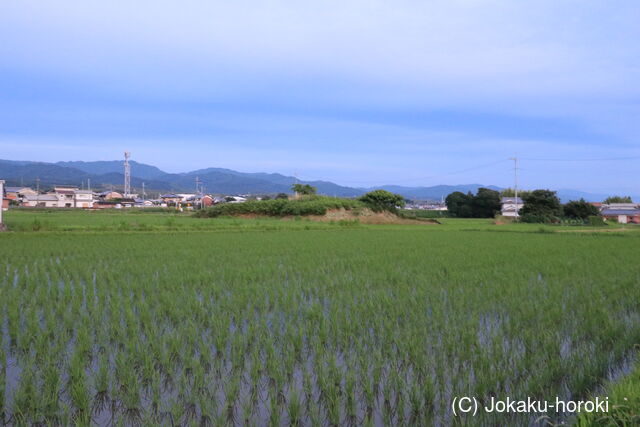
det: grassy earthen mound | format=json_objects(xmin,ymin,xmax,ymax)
[
  {"xmin": 307, "ymin": 208, "xmax": 439, "ymax": 225},
  {"xmin": 196, "ymin": 196, "xmax": 439, "ymax": 225}
]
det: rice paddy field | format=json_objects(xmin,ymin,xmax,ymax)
[{"xmin": 1, "ymin": 209, "xmax": 639, "ymax": 426}]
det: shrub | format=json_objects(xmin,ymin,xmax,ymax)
[
  {"xmin": 564, "ymin": 199, "xmax": 600, "ymax": 220},
  {"xmin": 292, "ymin": 184, "xmax": 317, "ymax": 195},
  {"xmin": 520, "ymin": 190, "xmax": 562, "ymax": 223},
  {"xmin": 359, "ymin": 190, "xmax": 405, "ymax": 212},
  {"xmin": 521, "ymin": 213, "xmax": 560, "ymax": 224},
  {"xmin": 588, "ymin": 215, "xmax": 607, "ymax": 226},
  {"xmin": 195, "ymin": 197, "xmax": 364, "ymax": 218},
  {"xmin": 445, "ymin": 188, "xmax": 500, "ymax": 218}
]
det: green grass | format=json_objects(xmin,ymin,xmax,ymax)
[
  {"xmin": 2, "ymin": 208, "xmax": 352, "ymax": 232},
  {"xmin": 0, "ymin": 209, "xmax": 639, "ymax": 425},
  {"xmin": 576, "ymin": 364, "xmax": 640, "ymax": 426},
  {"xmin": 4, "ymin": 209, "xmax": 635, "ymax": 234}
]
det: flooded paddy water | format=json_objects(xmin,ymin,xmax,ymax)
[{"xmin": 1, "ymin": 226, "xmax": 640, "ymax": 425}]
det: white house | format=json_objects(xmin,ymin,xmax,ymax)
[
  {"xmin": 500, "ymin": 197, "xmax": 523, "ymax": 217},
  {"xmin": 74, "ymin": 190, "xmax": 95, "ymax": 208},
  {"xmin": 52, "ymin": 186, "xmax": 78, "ymax": 208}
]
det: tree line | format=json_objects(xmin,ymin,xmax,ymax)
[{"xmin": 445, "ymin": 188, "xmax": 627, "ymax": 223}]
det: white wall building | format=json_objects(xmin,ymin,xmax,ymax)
[
  {"xmin": 74, "ymin": 190, "xmax": 95, "ymax": 208},
  {"xmin": 500, "ymin": 197, "xmax": 524, "ymax": 217}
]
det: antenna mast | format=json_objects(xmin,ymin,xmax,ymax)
[{"xmin": 124, "ymin": 151, "xmax": 131, "ymax": 197}]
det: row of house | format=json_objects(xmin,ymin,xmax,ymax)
[
  {"xmin": 499, "ymin": 197, "xmax": 640, "ymax": 223},
  {"xmin": 4, "ymin": 186, "xmax": 232, "ymax": 210},
  {"xmin": 4, "ymin": 186, "xmax": 137, "ymax": 208}
]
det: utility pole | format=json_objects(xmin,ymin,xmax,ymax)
[
  {"xmin": 124, "ymin": 151, "xmax": 131, "ymax": 197},
  {"xmin": 509, "ymin": 157, "xmax": 519, "ymax": 218},
  {"xmin": 142, "ymin": 182, "xmax": 146, "ymax": 201},
  {"xmin": 36, "ymin": 177, "xmax": 40, "ymax": 206},
  {"xmin": 88, "ymin": 178, "xmax": 91, "ymax": 191},
  {"xmin": 0, "ymin": 180, "xmax": 5, "ymax": 228}
]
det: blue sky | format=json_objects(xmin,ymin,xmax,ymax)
[{"xmin": 1, "ymin": 0, "xmax": 639, "ymax": 193}]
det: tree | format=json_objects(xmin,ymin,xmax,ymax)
[
  {"xmin": 564, "ymin": 199, "xmax": 600, "ymax": 220},
  {"xmin": 359, "ymin": 190, "xmax": 405, "ymax": 212},
  {"xmin": 603, "ymin": 195, "xmax": 633, "ymax": 204},
  {"xmin": 445, "ymin": 191, "xmax": 473, "ymax": 218},
  {"xmin": 520, "ymin": 189, "xmax": 563, "ymax": 223},
  {"xmin": 445, "ymin": 189, "xmax": 499, "ymax": 218},
  {"xmin": 500, "ymin": 188, "xmax": 531, "ymax": 199},
  {"xmin": 471, "ymin": 188, "xmax": 501, "ymax": 218},
  {"xmin": 275, "ymin": 193, "xmax": 289, "ymax": 199},
  {"xmin": 292, "ymin": 184, "xmax": 317, "ymax": 196}
]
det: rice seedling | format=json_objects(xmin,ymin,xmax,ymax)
[{"xmin": 0, "ymin": 211, "xmax": 639, "ymax": 425}]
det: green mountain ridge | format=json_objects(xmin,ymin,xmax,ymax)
[{"xmin": 0, "ymin": 159, "xmax": 621, "ymax": 202}]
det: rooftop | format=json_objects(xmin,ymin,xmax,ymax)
[
  {"xmin": 501, "ymin": 197, "xmax": 524, "ymax": 204},
  {"xmin": 601, "ymin": 209, "xmax": 640, "ymax": 216},
  {"xmin": 24, "ymin": 194, "xmax": 58, "ymax": 201},
  {"xmin": 5, "ymin": 186, "xmax": 33, "ymax": 192}
]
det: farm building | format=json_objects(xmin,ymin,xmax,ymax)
[
  {"xmin": 500, "ymin": 197, "xmax": 523, "ymax": 217},
  {"xmin": 600, "ymin": 203, "xmax": 640, "ymax": 224}
]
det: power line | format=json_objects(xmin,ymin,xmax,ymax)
[
  {"xmin": 520, "ymin": 155, "xmax": 640, "ymax": 162},
  {"xmin": 284, "ymin": 154, "xmax": 637, "ymax": 190},
  {"xmin": 296, "ymin": 159, "xmax": 510, "ymax": 186}
]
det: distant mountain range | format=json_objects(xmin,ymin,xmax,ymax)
[{"xmin": 0, "ymin": 159, "xmax": 629, "ymax": 202}]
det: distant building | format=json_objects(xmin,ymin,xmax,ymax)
[
  {"xmin": 227, "ymin": 196, "xmax": 247, "ymax": 203},
  {"xmin": 501, "ymin": 197, "xmax": 524, "ymax": 217},
  {"xmin": 176, "ymin": 193, "xmax": 197, "ymax": 202},
  {"xmin": 160, "ymin": 194, "xmax": 182, "ymax": 204},
  {"xmin": 22, "ymin": 194, "xmax": 59, "ymax": 208},
  {"xmin": 201, "ymin": 195, "xmax": 214, "ymax": 207},
  {"xmin": 94, "ymin": 201, "xmax": 117, "ymax": 209},
  {"xmin": 601, "ymin": 203, "xmax": 640, "ymax": 224},
  {"xmin": 52, "ymin": 186, "xmax": 78, "ymax": 208},
  {"xmin": 118, "ymin": 198, "xmax": 136, "ymax": 208},
  {"xmin": 5, "ymin": 186, "xmax": 37, "ymax": 202},
  {"xmin": 74, "ymin": 190, "xmax": 95, "ymax": 208},
  {"xmin": 98, "ymin": 191, "xmax": 123, "ymax": 200},
  {"xmin": 21, "ymin": 187, "xmax": 96, "ymax": 208}
]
